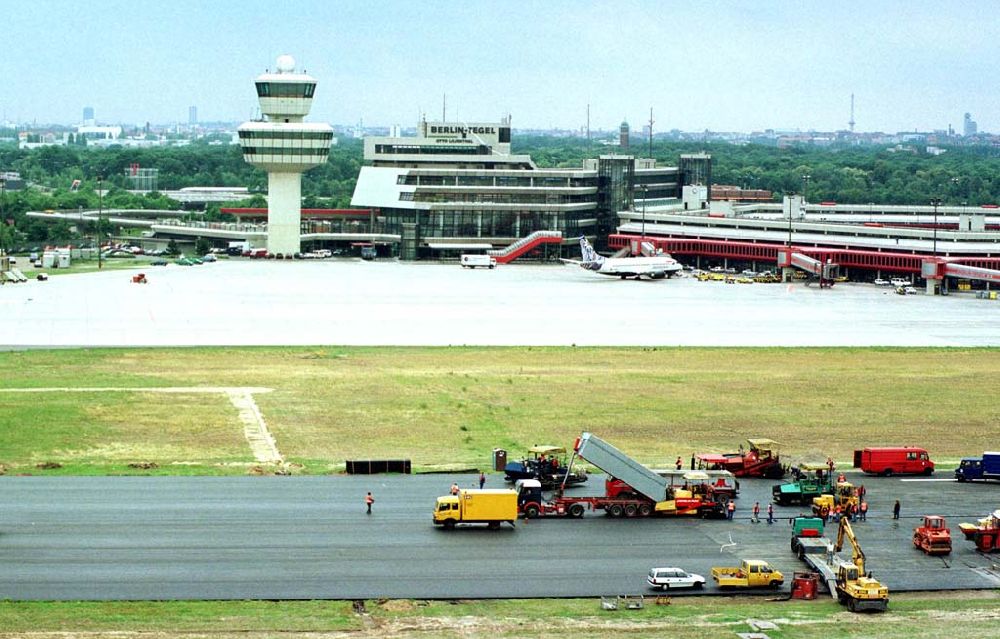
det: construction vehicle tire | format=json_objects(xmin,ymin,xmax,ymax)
[
  {"xmin": 608, "ymin": 504, "xmax": 624, "ymax": 517},
  {"xmin": 525, "ymin": 505, "xmax": 540, "ymax": 519},
  {"xmin": 568, "ymin": 503, "xmax": 585, "ymax": 518},
  {"xmin": 639, "ymin": 503, "xmax": 653, "ymax": 517},
  {"xmin": 624, "ymin": 504, "xmax": 638, "ymax": 517}
]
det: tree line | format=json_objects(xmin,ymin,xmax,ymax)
[{"xmin": 2, "ymin": 135, "xmax": 999, "ymax": 248}]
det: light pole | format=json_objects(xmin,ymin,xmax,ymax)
[
  {"xmin": 801, "ymin": 174, "xmax": 811, "ymax": 203},
  {"xmin": 930, "ymin": 197, "xmax": 942, "ymax": 256},
  {"xmin": 640, "ymin": 185, "xmax": 648, "ymax": 239},
  {"xmin": 97, "ymin": 176, "xmax": 104, "ymax": 270},
  {"xmin": 0, "ymin": 176, "xmax": 6, "ymax": 255},
  {"xmin": 787, "ymin": 192, "xmax": 794, "ymax": 246}
]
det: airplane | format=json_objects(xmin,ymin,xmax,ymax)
[{"xmin": 561, "ymin": 236, "xmax": 684, "ymax": 280}]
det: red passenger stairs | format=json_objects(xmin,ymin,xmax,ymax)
[{"xmin": 487, "ymin": 231, "xmax": 563, "ymax": 264}]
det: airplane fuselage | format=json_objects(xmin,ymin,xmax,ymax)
[{"xmin": 587, "ymin": 256, "xmax": 683, "ymax": 279}]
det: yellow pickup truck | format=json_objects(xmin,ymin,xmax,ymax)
[{"xmin": 711, "ymin": 560, "xmax": 784, "ymax": 588}]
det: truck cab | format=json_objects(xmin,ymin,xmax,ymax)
[
  {"xmin": 956, "ymin": 458, "xmax": 983, "ymax": 481},
  {"xmin": 955, "ymin": 453, "xmax": 1000, "ymax": 482}
]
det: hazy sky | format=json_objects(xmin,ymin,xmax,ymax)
[{"xmin": 6, "ymin": 0, "xmax": 998, "ymax": 133}]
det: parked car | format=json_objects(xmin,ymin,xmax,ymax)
[
  {"xmin": 874, "ymin": 278, "xmax": 890, "ymax": 286},
  {"xmin": 202, "ymin": 254, "xmax": 217, "ymax": 263},
  {"xmin": 150, "ymin": 259, "xmax": 168, "ymax": 266},
  {"xmin": 647, "ymin": 567, "xmax": 706, "ymax": 590}
]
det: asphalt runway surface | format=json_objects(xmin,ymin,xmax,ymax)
[{"xmin": 1, "ymin": 473, "xmax": 998, "ymax": 600}]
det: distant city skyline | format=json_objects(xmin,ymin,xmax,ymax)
[{"xmin": 4, "ymin": 1, "xmax": 998, "ymax": 133}]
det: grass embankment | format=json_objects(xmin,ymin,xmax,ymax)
[
  {"xmin": 0, "ymin": 593, "xmax": 997, "ymax": 638},
  {"xmin": 12, "ymin": 256, "xmax": 153, "ymax": 276},
  {"xmin": 0, "ymin": 347, "xmax": 997, "ymax": 475}
]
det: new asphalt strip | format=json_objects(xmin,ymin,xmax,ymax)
[{"xmin": 1, "ymin": 474, "xmax": 998, "ymax": 600}]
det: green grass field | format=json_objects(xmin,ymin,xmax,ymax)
[
  {"xmin": 1, "ymin": 347, "xmax": 998, "ymax": 474},
  {"xmin": 0, "ymin": 593, "xmax": 996, "ymax": 638},
  {"xmin": 1, "ymin": 346, "xmax": 998, "ymax": 635}
]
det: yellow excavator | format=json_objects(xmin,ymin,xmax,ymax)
[{"xmin": 834, "ymin": 516, "xmax": 889, "ymax": 612}]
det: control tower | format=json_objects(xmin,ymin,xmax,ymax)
[{"xmin": 238, "ymin": 55, "xmax": 333, "ymax": 256}]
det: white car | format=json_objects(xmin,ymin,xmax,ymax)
[
  {"xmin": 874, "ymin": 278, "xmax": 890, "ymax": 286},
  {"xmin": 647, "ymin": 567, "xmax": 706, "ymax": 590},
  {"xmin": 890, "ymin": 278, "xmax": 909, "ymax": 287}
]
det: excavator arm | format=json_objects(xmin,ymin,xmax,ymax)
[{"xmin": 834, "ymin": 516, "xmax": 866, "ymax": 576}]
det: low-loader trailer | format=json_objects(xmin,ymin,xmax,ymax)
[{"xmin": 789, "ymin": 515, "xmax": 889, "ymax": 613}]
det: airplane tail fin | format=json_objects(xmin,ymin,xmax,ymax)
[{"xmin": 579, "ymin": 236, "xmax": 604, "ymax": 265}]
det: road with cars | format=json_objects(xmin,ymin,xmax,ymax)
[{"xmin": 1, "ymin": 473, "xmax": 998, "ymax": 600}]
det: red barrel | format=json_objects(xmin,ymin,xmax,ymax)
[{"xmin": 791, "ymin": 572, "xmax": 819, "ymax": 600}]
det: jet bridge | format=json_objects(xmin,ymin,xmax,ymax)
[
  {"xmin": 778, "ymin": 249, "xmax": 840, "ymax": 286},
  {"xmin": 922, "ymin": 259, "xmax": 1000, "ymax": 294}
]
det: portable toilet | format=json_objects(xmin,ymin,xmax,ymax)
[
  {"xmin": 42, "ymin": 251, "xmax": 57, "ymax": 268},
  {"xmin": 57, "ymin": 249, "xmax": 71, "ymax": 268}
]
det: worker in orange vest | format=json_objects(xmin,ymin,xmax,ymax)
[
  {"xmin": 751, "ymin": 501, "xmax": 760, "ymax": 523},
  {"xmin": 727, "ymin": 500, "xmax": 736, "ymax": 520},
  {"xmin": 675, "ymin": 456, "xmax": 682, "ymax": 470},
  {"xmin": 450, "ymin": 483, "xmax": 460, "ymax": 496},
  {"xmin": 859, "ymin": 500, "xmax": 868, "ymax": 521},
  {"xmin": 365, "ymin": 491, "xmax": 374, "ymax": 515}
]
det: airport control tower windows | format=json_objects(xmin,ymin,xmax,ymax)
[
  {"xmin": 255, "ymin": 82, "xmax": 317, "ymax": 98},
  {"xmin": 499, "ymin": 127, "xmax": 511, "ymax": 143}
]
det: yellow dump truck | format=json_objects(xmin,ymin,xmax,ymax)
[
  {"xmin": 433, "ymin": 489, "xmax": 518, "ymax": 529},
  {"xmin": 711, "ymin": 560, "xmax": 784, "ymax": 589}
]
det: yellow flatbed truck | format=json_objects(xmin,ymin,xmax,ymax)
[
  {"xmin": 711, "ymin": 560, "xmax": 784, "ymax": 589},
  {"xmin": 433, "ymin": 489, "xmax": 518, "ymax": 529}
]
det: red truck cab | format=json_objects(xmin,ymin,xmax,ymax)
[{"xmin": 853, "ymin": 447, "xmax": 934, "ymax": 476}]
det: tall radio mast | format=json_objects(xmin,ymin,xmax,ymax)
[{"xmin": 849, "ymin": 94, "xmax": 856, "ymax": 133}]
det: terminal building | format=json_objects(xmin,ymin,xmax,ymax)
[{"xmin": 350, "ymin": 118, "xmax": 705, "ymax": 259}]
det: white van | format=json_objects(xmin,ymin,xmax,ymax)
[{"xmin": 460, "ymin": 254, "xmax": 497, "ymax": 269}]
